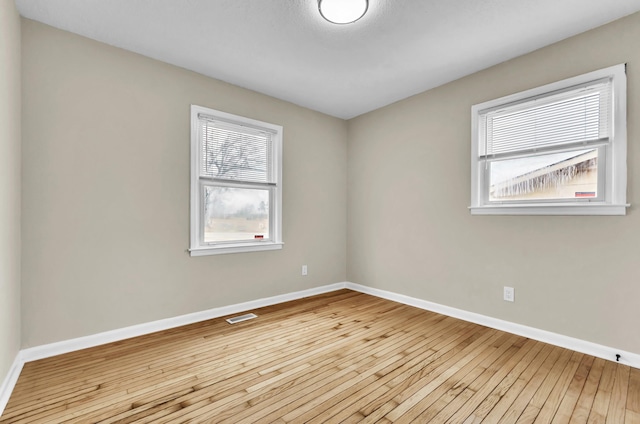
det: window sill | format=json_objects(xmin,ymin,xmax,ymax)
[
  {"xmin": 189, "ymin": 242, "xmax": 284, "ymax": 256},
  {"xmin": 469, "ymin": 203, "xmax": 630, "ymax": 216}
]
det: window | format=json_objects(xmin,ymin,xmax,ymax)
[
  {"xmin": 470, "ymin": 64, "xmax": 628, "ymax": 215},
  {"xmin": 190, "ymin": 105, "xmax": 283, "ymax": 256}
]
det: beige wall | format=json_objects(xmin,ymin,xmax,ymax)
[
  {"xmin": 0, "ymin": 0, "xmax": 21, "ymax": 381},
  {"xmin": 21, "ymin": 20, "xmax": 347, "ymax": 347},
  {"xmin": 348, "ymin": 11, "xmax": 640, "ymax": 354}
]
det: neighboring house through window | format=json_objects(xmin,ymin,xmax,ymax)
[
  {"xmin": 190, "ymin": 105, "xmax": 283, "ymax": 256},
  {"xmin": 470, "ymin": 64, "xmax": 628, "ymax": 215}
]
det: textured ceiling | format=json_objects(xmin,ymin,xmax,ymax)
[{"xmin": 15, "ymin": 0, "xmax": 640, "ymax": 119}]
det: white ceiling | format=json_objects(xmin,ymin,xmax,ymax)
[{"xmin": 15, "ymin": 0, "xmax": 640, "ymax": 119}]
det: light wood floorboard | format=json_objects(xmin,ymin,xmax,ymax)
[{"xmin": 1, "ymin": 290, "xmax": 638, "ymax": 423}]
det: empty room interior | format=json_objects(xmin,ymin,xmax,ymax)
[{"xmin": 1, "ymin": 0, "xmax": 640, "ymax": 422}]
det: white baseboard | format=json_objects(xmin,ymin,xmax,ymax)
[
  {"xmin": 21, "ymin": 282, "xmax": 348, "ymax": 363},
  {"xmin": 0, "ymin": 352, "xmax": 25, "ymax": 417},
  {"xmin": 345, "ymin": 282, "xmax": 640, "ymax": 369}
]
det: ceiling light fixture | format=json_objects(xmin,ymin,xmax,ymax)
[{"xmin": 318, "ymin": 0, "xmax": 369, "ymax": 24}]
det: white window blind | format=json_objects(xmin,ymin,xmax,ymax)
[
  {"xmin": 479, "ymin": 78, "xmax": 611, "ymax": 158},
  {"xmin": 198, "ymin": 114, "xmax": 275, "ymax": 184}
]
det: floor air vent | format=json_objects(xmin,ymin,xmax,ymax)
[{"xmin": 226, "ymin": 313, "xmax": 258, "ymax": 324}]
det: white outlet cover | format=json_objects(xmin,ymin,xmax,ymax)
[{"xmin": 504, "ymin": 286, "xmax": 515, "ymax": 302}]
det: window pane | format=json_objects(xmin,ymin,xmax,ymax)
[
  {"xmin": 203, "ymin": 186, "xmax": 270, "ymax": 242},
  {"xmin": 489, "ymin": 149, "xmax": 598, "ymax": 201},
  {"xmin": 485, "ymin": 88, "xmax": 607, "ymax": 156},
  {"xmin": 200, "ymin": 121, "xmax": 272, "ymax": 183}
]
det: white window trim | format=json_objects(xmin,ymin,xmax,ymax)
[
  {"xmin": 189, "ymin": 105, "xmax": 283, "ymax": 256},
  {"xmin": 470, "ymin": 64, "xmax": 629, "ymax": 216}
]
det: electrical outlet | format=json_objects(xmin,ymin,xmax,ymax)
[
  {"xmin": 302, "ymin": 265, "xmax": 308, "ymax": 276},
  {"xmin": 503, "ymin": 286, "xmax": 515, "ymax": 302}
]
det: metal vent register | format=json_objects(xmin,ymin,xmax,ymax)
[{"xmin": 225, "ymin": 313, "xmax": 258, "ymax": 324}]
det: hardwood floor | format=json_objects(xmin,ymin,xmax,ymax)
[{"xmin": 1, "ymin": 290, "xmax": 638, "ymax": 423}]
